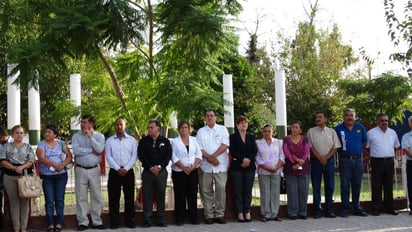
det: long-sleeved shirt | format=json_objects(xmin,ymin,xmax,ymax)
[
  {"xmin": 282, "ymin": 135, "xmax": 310, "ymax": 176},
  {"xmin": 171, "ymin": 135, "xmax": 202, "ymax": 172},
  {"xmin": 72, "ymin": 131, "xmax": 105, "ymax": 167},
  {"xmin": 138, "ymin": 135, "xmax": 172, "ymax": 170},
  {"xmin": 105, "ymin": 133, "xmax": 138, "ymax": 171},
  {"xmin": 229, "ymin": 132, "xmax": 257, "ymax": 172},
  {"xmin": 256, "ymin": 138, "xmax": 285, "ymax": 175}
]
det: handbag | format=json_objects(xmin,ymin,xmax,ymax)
[
  {"xmin": 280, "ymin": 174, "xmax": 287, "ymax": 194},
  {"xmin": 60, "ymin": 140, "xmax": 74, "ymax": 169},
  {"xmin": 17, "ymin": 168, "xmax": 43, "ymax": 198}
]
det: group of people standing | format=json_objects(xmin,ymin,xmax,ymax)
[{"xmin": 0, "ymin": 107, "xmax": 410, "ymax": 231}]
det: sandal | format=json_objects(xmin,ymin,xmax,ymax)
[
  {"xmin": 55, "ymin": 228, "xmax": 62, "ymax": 232},
  {"xmin": 47, "ymin": 228, "xmax": 55, "ymax": 232}
]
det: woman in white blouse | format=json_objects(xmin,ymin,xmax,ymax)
[
  {"xmin": 171, "ymin": 121, "xmax": 202, "ymax": 226},
  {"xmin": 256, "ymin": 124, "xmax": 285, "ymax": 222}
]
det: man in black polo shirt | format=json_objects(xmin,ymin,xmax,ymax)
[{"xmin": 138, "ymin": 119, "xmax": 172, "ymax": 227}]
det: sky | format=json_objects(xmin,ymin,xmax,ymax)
[{"xmin": 237, "ymin": 0, "xmax": 409, "ymax": 76}]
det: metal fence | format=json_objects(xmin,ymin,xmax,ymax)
[{"xmin": 29, "ymin": 153, "xmax": 408, "ymax": 216}]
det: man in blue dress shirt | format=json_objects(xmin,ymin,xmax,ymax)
[{"xmin": 335, "ymin": 108, "xmax": 368, "ymax": 217}]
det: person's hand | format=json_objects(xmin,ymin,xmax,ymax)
[
  {"xmin": 207, "ymin": 156, "xmax": 219, "ymax": 166},
  {"xmin": 241, "ymin": 158, "xmax": 250, "ymax": 168},
  {"xmin": 55, "ymin": 164, "xmax": 65, "ymax": 172},
  {"xmin": 296, "ymin": 158, "xmax": 305, "ymax": 166},
  {"xmin": 181, "ymin": 166, "xmax": 191, "ymax": 175},
  {"xmin": 150, "ymin": 165, "xmax": 161, "ymax": 176},
  {"xmin": 118, "ymin": 168, "xmax": 127, "ymax": 176},
  {"xmin": 15, "ymin": 165, "xmax": 24, "ymax": 174},
  {"xmin": 319, "ymin": 156, "xmax": 327, "ymax": 165},
  {"xmin": 92, "ymin": 149, "xmax": 101, "ymax": 156},
  {"xmin": 83, "ymin": 128, "xmax": 93, "ymax": 139}
]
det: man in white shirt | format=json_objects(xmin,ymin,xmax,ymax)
[
  {"xmin": 106, "ymin": 118, "xmax": 138, "ymax": 229},
  {"xmin": 196, "ymin": 110, "xmax": 230, "ymax": 224},
  {"xmin": 366, "ymin": 113, "xmax": 401, "ymax": 216}
]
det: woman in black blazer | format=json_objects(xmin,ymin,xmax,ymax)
[{"xmin": 229, "ymin": 116, "xmax": 257, "ymax": 222}]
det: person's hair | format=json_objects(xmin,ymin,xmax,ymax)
[
  {"xmin": 82, "ymin": 114, "xmax": 96, "ymax": 125},
  {"xmin": 236, "ymin": 115, "xmax": 248, "ymax": 125},
  {"xmin": 315, "ymin": 110, "xmax": 327, "ymax": 118},
  {"xmin": 45, "ymin": 124, "xmax": 59, "ymax": 136},
  {"xmin": 178, "ymin": 120, "xmax": 190, "ymax": 130},
  {"xmin": 408, "ymin": 115, "xmax": 412, "ymax": 123},
  {"xmin": 0, "ymin": 127, "xmax": 8, "ymax": 136},
  {"xmin": 343, "ymin": 108, "xmax": 355, "ymax": 115},
  {"xmin": 11, "ymin": 125, "xmax": 24, "ymax": 134},
  {"xmin": 114, "ymin": 118, "xmax": 125, "ymax": 125},
  {"xmin": 205, "ymin": 109, "xmax": 216, "ymax": 116},
  {"xmin": 148, "ymin": 119, "xmax": 161, "ymax": 128},
  {"xmin": 263, "ymin": 124, "xmax": 272, "ymax": 130},
  {"xmin": 290, "ymin": 120, "xmax": 303, "ymax": 129},
  {"xmin": 376, "ymin": 113, "xmax": 388, "ymax": 121}
]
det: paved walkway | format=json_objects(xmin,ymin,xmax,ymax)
[{"xmin": 57, "ymin": 211, "xmax": 412, "ymax": 232}]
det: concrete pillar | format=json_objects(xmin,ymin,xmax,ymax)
[
  {"xmin": 70, "ymin": 74, "xmax": 81, "ymax": 134},
  {"xmin": 28, "ymin": 80, "xmax": 41, "ymax": 145},
  {"xmin": 223, "ymin": 74, "xmax": 234, "ymax": 133},
  {"xmin": 7, "ymin": 64, "xmax": 20, "ymax": 130},
  {"xmin": 275, "ymin": 69, "xmax": 287, "ymax": 138}
]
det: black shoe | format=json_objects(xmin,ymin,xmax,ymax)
[
  {"xmin": 190, "ymin": 219, "xmax": 200, "ymax": 225},
  {"xmin": 273, "ymin": 217, "xmax": 282, "ymax": 221},
  {"xmin": 298, "ymin": 215, "xmax": 307, "ymax": 220},
  {"xmin": 77, "ymin": 225, "xmax": 88, "ymax": 231},
  {"xmin": 125, "ymin": 222, "xmax": 136, "ymax": 229},
  {"xmin": 313, "ymin": 214, "xmax": 322, "ymax": 219},
  {"xmin": 340, "ymin": 213, "xmax": 348, "ymax": 218},
  {"xmin": 371, "ymin": 211, "xmax": 380, "ymax": 216},
  {"xmin": 205, "ymin": 218, "xmax": 214, "ymax": 224},
  {"xmin": 409, "ymin": 211, "xmax": 412, "ymax": 215},
  {"xmin": 176, "ymin": 221, "xmax": 184, "ymax": 226},
  {"xmin": 143, "ymin": 221, "xmax": 152, "ymax": 228},
  {"xmin": 214, "ymin": 217, "xmax": 226, "ymax": 224},
  {"xmin": 92, "ymin": 224, "xmax": 105, "ymax": 230},
  {"xmin": 289, "ymin": 216, "xmax": 298, "ymax": 220},
  {"xmin": 325, "ymin": 213, "xmax": 336, "ymax": 218},
  {"xmin": 157, "ymin": 222, "xmax": 167, "ymax": 227},
  {"xmin": 386, "ymin": 210, "xmax": 398, "ymax": 215},
  {"xmin": 354, "ymin": 211, "xmax": 368, "ymax": 216},
  {"xmin": 110, "ymin": 224, "xmax": 119, "ymax": 229}
]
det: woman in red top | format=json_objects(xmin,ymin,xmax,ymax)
[{"xmin": 283, "ymin": 121, "xmax": 310, "ymax": 220}]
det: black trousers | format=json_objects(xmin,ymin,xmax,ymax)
[
  {"xmin": 231, "ymin": 169, "xmax": 255, "ymax": 214},
  {"xmin": 108, "ymin": 168, "xmax": 135, "ymax": 226},
  {"xmin": 407, "ymin": 160, "xmax": 412, "ymax": 210},
  {"xmin": 371, "ymin": 157, "xmax": 394, "ymax": 212},
  {"xmin": 172, "ymin": 169, "xmax": 199, "ymax": 223},
  {"xmin": 142, "ymin": 168, "xmax": 167, "ymax": 223}
]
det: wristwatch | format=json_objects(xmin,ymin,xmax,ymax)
[{"xmin": 157, "ymin": 165, "xmax": 162, "ymax": 170}]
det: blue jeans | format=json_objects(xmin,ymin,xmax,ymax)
[
  {"xmin": 41, "ymin": 172, "xmax": 68, "ymax": 226},
  {"xmin": 311, "ymin": 158, "xmax": 335, "ymax": 214},
  {"xmin": 339, "ymin": 157, "xmax": 364, "ymax": 214}
]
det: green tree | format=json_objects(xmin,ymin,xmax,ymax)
[
  {"xmin": 338, "ymin": 72, "xmax": 412, "ymax": 127},
  {"xmin": 384, "ymin": 0, "xmax": 412, "ymax": 64},
  {"xmin": 273, "ymin": 1, "xmax": 356, "ymax": 131}
]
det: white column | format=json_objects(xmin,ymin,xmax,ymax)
[
  {"xmin": 70, "ymin": 74, "xmax": 82, "ymax": 133},
  {"xmin": 223, "ymin": 74, "xmax": 234, "ymax": 133},
  {"xmin": 28, "ymin": 80, "xmax": 41, "ymax": 145},
  {"xmin": 275, "ymin": 69, "xmax": 287, "ymax": 138},
  {"xmin": 7, "ymin": 64, "xmax": 20, "ymax": 129}
]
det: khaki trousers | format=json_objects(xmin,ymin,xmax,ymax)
[
  {"xmin": 198, "ymin": 169, "xmax": 227, "ymax": 219},
  {"xmin": 4, "ymin": 174, "xmax": 30, "ymax": 230}
]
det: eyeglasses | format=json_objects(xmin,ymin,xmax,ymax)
[{"xmin": 380, "ymin": 119, "xmax": 388, "ymax": 122}]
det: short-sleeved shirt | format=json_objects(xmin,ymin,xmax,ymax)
[
  {"xmin": 37, "ymin": 140, "xmax": 67, "ymax": 175},
  {"xmin": 196, "ymin": 124, "xmax": 230, "ymax": 173},
  {"xmin": 307, "ymin": 126, "xmax": 341, "ymax": 156},
  {"xmin": 402, "ymin": 131, "xmax": 412, "ymax": 161},
  {"xmin": 367, "ymin": 126, "xmax": 400, "ymax": 158},
  {"xmin": 335, "ymin": 122, "xmax": 367, "ymax": 156},
  {"xmin": 0, "ymin": 143, "xmax": 35, "ymax": 166}
]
